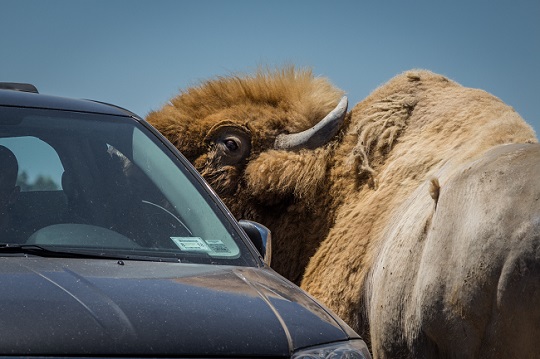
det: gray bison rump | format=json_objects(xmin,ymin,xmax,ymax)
[{"xmin": 369, "ymin": 143, "xmax": 540, "ymax": 358}]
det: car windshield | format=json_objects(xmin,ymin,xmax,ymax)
[{"xmin": 0, "ymin": 106, "xmax": 258, "ymax": 266}]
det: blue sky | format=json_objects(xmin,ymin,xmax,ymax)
[{"xmin": 2, "ymin": 0, "xmax": 539, "ymax": 134}]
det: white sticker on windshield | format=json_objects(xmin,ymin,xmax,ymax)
[
  {"xmin": 171, "ymin": 237, "xmax": 211, "ymax": 252},
  {"xmin": 205, "ymin": 239, "xmax": 231, "ymax": 253}
]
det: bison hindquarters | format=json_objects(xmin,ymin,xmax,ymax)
[{"xmin": 369, "ymin": 143, "xmax": 540, "ymax": 359}]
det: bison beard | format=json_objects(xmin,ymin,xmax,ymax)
[{"xmin": 147, "ymin": 67, "xmax": 540, "ymax": 358}]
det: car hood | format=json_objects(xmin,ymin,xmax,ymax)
[{"xmin": 0, "ymin": 257, "xmax": 354, "ymax": 356}]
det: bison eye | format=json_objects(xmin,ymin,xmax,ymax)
[
  {"xmin": 224, "ymin": 139, "xmax": 239, "ymax": 151},
  {"xmin": 205, "ymin": 124, "xmax": 251, "ymax": 165}
]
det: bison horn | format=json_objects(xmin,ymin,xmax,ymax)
[{"xmin": 274, "ymin": 96, "xmax": 348, "ymax": 151}]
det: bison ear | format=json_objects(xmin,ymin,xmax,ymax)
[{"xmin": 205, "ymin": 122, "xmax": 252, "ymax": 165}]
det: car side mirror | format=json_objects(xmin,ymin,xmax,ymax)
[{"xmin": 238, "ymin": 220, "xmax": 272, "ymax": 266}]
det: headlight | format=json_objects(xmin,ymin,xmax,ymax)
[{"xmin": 291, "ymin": 339, "xmax": 372, "ymax": 359}]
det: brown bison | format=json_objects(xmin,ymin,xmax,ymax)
[{"xmin": 147, "ymin": 67, "xmax": 540, "ymax": 358}]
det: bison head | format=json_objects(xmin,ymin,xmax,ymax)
[{"xmin": 147, "ymin": 67, "xmax": 347, "ymax": 282}]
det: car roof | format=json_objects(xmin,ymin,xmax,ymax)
[{"xmin": 0, "ymin": 88, "xmax": 137, "ymax": 117}]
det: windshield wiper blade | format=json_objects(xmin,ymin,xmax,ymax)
[
  {"xmin": 0, "ymin": 243, "xmax": 210, "ymax": 263},
  {"xmin": 0, "ymin": 243, "xmax": 135, "ymax": 260}
]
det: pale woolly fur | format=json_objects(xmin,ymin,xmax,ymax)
[
  {"xmin": 148, "ymin": 67, "xmax": 538, "ymax": 357},
  {"xmin": 346, "ymin": 93, "xmax": 418, "ymax": 184}
]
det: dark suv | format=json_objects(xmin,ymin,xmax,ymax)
[{"xmin": 0, "ymin": 83, "xmax": 371, "ymax": 358}]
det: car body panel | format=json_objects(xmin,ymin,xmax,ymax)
[
  {"xmin": 0, "ymin": 88, "xmax": 133, "ymax": 117},
  {"xmin": 0, "ymin": 257, "xmax": 350, "ymax": 356}
]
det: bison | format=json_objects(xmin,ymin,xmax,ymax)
[{"xmin": 147, "ymin": 67, "xmax": 540, "ymax": 358}]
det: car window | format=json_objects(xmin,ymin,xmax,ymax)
[
  {"xmin": 0, "ymin": 136, "xmax": 63, "ymax": 192},
  {"xmin": 0, "ymin": 107, "xmax": 257, "ymax": 267}
]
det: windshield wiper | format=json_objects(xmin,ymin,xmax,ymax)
[
  {"xmin": 0, "ymin": 243, "xmax": 212, "ymax": 263},
  {"xmin": 0, "ymin": 243, "xmax": 140, "ymax": 260}
]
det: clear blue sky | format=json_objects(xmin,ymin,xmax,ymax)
[{"xmin": 2, "ymin": 0, "xmax": 539, "ymax": 134}]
